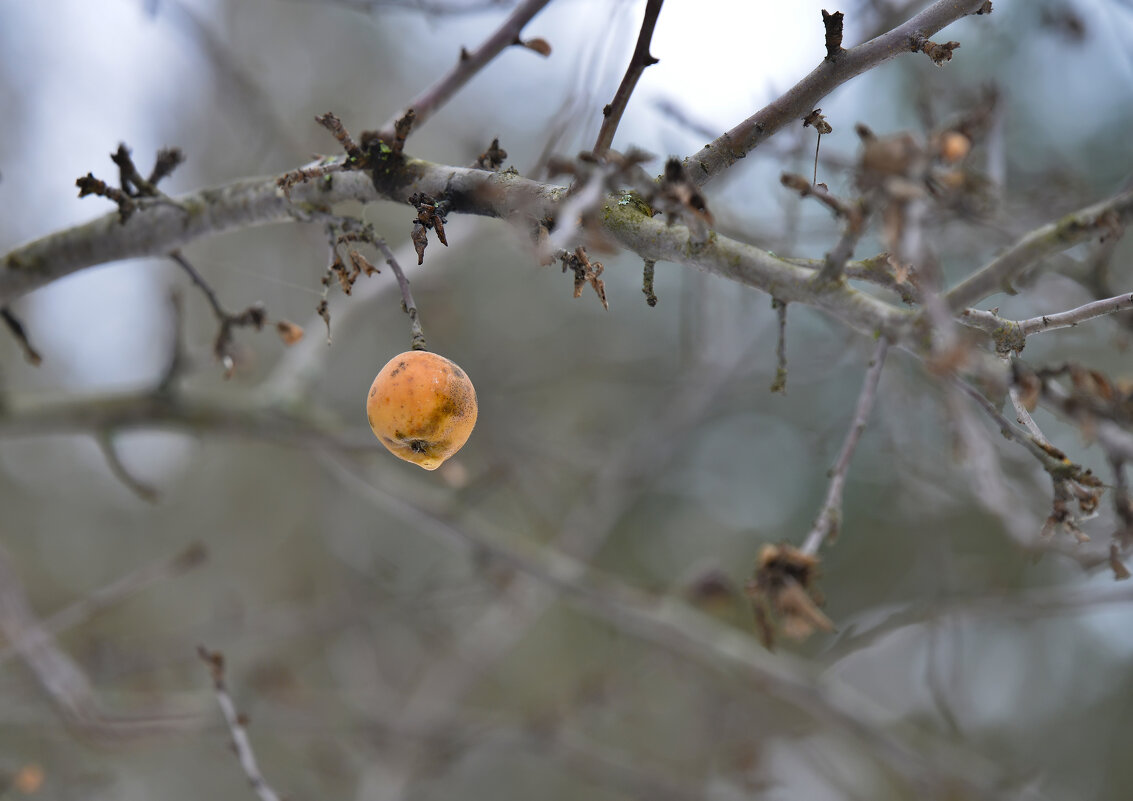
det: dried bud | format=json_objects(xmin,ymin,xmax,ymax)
[
  {"xmin": 520, "ymin": 37, "xmax": 552, "ymax": 57},
  {"xmin": 275, "ymin": 320, "xmax": 305, "ymax": 345}
]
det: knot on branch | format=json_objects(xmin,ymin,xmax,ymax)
[
  {"xmin": 991, "ymin": 319, "xmax": 1026, "ymax": 355},
  {"xmin": 920, "ymin": 38, "xmax": 960, "ymax": 66}
]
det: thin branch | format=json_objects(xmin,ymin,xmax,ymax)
[
  {"xmin": 1019, "ymin": 291, "xmax": 1133, "ymax": 335},
  {"xmin": 952, "ymin": 379, "xmax": 1064, "ymax": 469},
  {"xmin": 779, "ymin": 172, "xmax": 855, "ymax": 218},
  {"xmin": 169, "ymin": 249, "xmax": 225, "ymax": 319},
  {"xmin": 96, "ymin": 431, "xmax": 160, "ymax": 502},
  {"xmin": 375, "ymin": 0, "xmax": 554, "ymax": 141},
  {"xmin": 778, "ymin": 173, "xmax": 872, "ymax": 285},
  {"xmin": 1, "ymin": 306, "xmax": 43, "ymax": 365},
  {"xmin": 822, "ymin": 9, "xmax": 845, "ymax": 60},
  {"xmin": 770, "ymin": 298, "xmax": 788, "ymax": 393},
  {"xmin": 944, "ymin": 188, "xmax": 1133, "ymax": 313},
  {"xmin": 591, "ymin": 0, "xmax": 664, "ymax": 156},
  {"xmin": 682, "ymin": 0, "xmax": 990, "ymax": 186},
  {"xmin": 197, "ymin": 647, "xmax": 284, "ymax": 801},
  {"xmin": 319, "ymin": 452, "xmax": 1009, "ymax": 799},
  {"xmin": 1007, "ymin": 382, "xmax": 1046, "ymax": 442},
  {"xmin": 0, "ymin": 543, "xmax": 207, "ymax": 669},
  {"xmin": 0, "ymin": 387, "xmax": 373, "ymax": 451},
  {"xmin": 818, "ymin": 201, "xmax": 869, "ymax": 284},
  {"xmin": 800, "ymin": 336, "xmax": 890, "ymax": 555},
  {"xmin": 374, "ymin": 238, "xmax": 427, "ymax": 350},
  {"xmin": 0, "ymin": 546, "xmax": 199, "ymax": 739},
  {"xmin": 641, "ymin": 258, "xmax": 658, "ymax": 306}
]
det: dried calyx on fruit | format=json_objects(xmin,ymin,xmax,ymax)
[{"xmin": 366, "ymin": 350, "xmax": 478, "ymax": 470}]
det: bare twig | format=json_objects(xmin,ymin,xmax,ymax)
[
  {"xmin": 374, "ymin": 238, "xmax": 427, "ymax": 350},
  {"xmin": 960, "ymin": 292, "xmax": 1133, "ymax": 355},
  {"xmin": 592, "ymin": 0, "xmax": 663, "ymax": 156},
  {"xmin": 197, "ymin": 647, "xmax": 284, "ymax": 801},
  {"xmin": 0, "ymin": 543, "xmax": 207, "ymax": 669},
  {"xmin": 683, "ymin": 0, "xmax": 990, "ymax": 186},
  {"xmin": 641, "ymin": 258, "xmax": 658, "ymax": 307},
  {"xmin": 0, "ymin": 386, "xmax": 371, "ymax": 451},
  {"xmin": 779, "ymin": 172, "xmax": 855, "ymax": 218},
  {"xmin": 770, "ymin": 298, "xmax": 788, "ymax": 393},
  {"xmin": 1, "ymin": 306, "xmax": 43, "ymax": 365},
  {"xmin": 822, "ymin": 9, "xmax": 845, "ymax": 60},
  {"xmin": 168, "ymin": 250, "xmax": 278, "ymax": 377},
  {"xmin": 945, "ymin": 188, "xmax": 1133, "ymax": 313},
  {"xmin": 169, "ymin": 249, "xmax": 225, "ymax": 320},
  {"xmin": 315, "ymin": 111, "xmax": 364, "ymax": 162},
  {"xmin": 319, "ymin": 452, "xmax": 1009, "ymax": 799},
  {"xmin": 96, "ymin": 431, "xmax": 160, "ymax": 502},
  {"xmin": 1007, "ymin": 381, "xmax": 1046, "ymax": 442},
  {"xmin": 376, "ymin": 0, "xmax": 553, "ymax": 142},
  {"xmin": 1019, "ymin": 291, "xmax": 1133, "ymax": 335},
  {"xmin": 800, "ymin": 336, "xmax": 890, "ymax": 555},
  {"xmin": 0, "ymin": 546, "xmax": 199, "ymax": 738}
]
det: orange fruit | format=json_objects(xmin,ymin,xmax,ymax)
[
  {"xmin": 366, "ymin": 350, "xmax": 478, "ymax": 470},
  {"xmin": 938, "ymin": 131, "xmax": 971, "ymax": 164}
]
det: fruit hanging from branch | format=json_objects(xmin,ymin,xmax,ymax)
[{"xmin": 366, "ymin": 350, "xmax": 478, "ymax": 470}]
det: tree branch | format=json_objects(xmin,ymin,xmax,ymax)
[
  {"xmin": 945, "ymin": 188, "xmax": 1133, "ymax": 313},
  {"xmin": 1018, "ymin": 291, "xmax": 1133, "ymax": 335},
  {"xmin": 1, "ymin": 157, "xmax": 910, "ymax": 343},
  {"xmin": 0, "ymin": 160, "xmax": 560, "ymax": 304},
  {"xmin": 800, "ymin": 335, "xmax": 890, "ymax": 555},
  {"xmin": 198, "ymin": 647, "xmax": 285, "ymax": 801},
  {"xmin": 319, "ymin": 452, "xmax": 1009, "ymax": 799},
  {"xmin": 0, "ymin": 387, "xmax": 370, "ymax": 451},
  {"xmin": 0, "ymin": 543, "xmax": 206, "ymax": 669},
  {"xmin": 375, "ymin": 0, "xmax": 554, "ymax": 142},
  {"xmin": 682, "ymin": 0, "xmax": 989, "ymax": 187},
  {"xmin": 591, "ymin": 0, "xmax": 664, "ymax": 156}
]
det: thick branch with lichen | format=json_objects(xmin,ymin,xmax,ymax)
[
  {"xmin": 0, "ymin": 158, "xmax": 560, "ymax": 304},
  {"xmin": 1, "ymin": 156, "xmax": 910, "ymax": 344}
]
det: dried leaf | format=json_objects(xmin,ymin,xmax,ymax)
[
  {"xmin": 412, "ymin": 222, "xmax": 428, "ymax": 265},
  {"xmin": 744, "ymin": 543, "xmax": 832, "ymax": 648},
  {"xmin": 275, "ymin": 320, "xmax": 304, "ymax": 345},
  {"xmin": 803, "ymin": 108, "xmax": 833, "ymax": 135},
  {"xmin": 520, "ymin": 37, "xmax": 552, "ymax": 57},
  {"xmin": 349, "ymin": 249, "xmax": 378, "ymax": 277},
  {"xmin": 921, "ymin": 39, "xmax": 960, "ymax": 66},
  {"xmin": 317, "ymin": 299, "xmax": 331, "ymax": 342}
]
